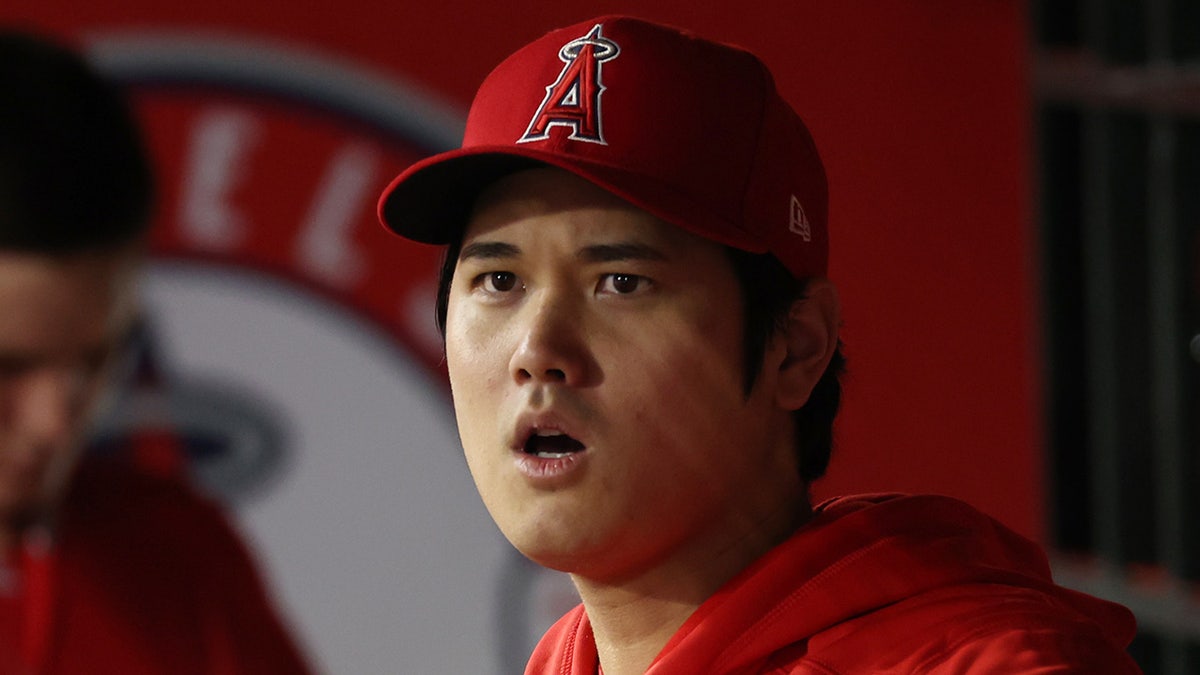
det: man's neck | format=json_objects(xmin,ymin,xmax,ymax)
[
  {"xmin": 576, "ymin": 586, "xmax": 692, "ymax": 675},
  {"xmin": 571, "ymin": 499, "xmax": 811, "ymax": 675}
]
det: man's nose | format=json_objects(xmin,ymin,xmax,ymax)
[
  {"xmin": 13, "ymin": 368, "xmax": 86, "ymax": 445},
  {"xmin": 509, "ymin": 293, "xmax": 591, "ymax": 387}
]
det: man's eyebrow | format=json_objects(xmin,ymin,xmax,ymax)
[
  {"xmin": 577, "ymin": 242, "xmax": 668, "ymax": 264},
  {"xmin": 459, "ymin": 241, "xmax": 521, "ymax": 261}
]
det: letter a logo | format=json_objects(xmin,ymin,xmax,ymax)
[{"xmin": 519, "ymin": 24, "xmax": 621, "ymax": 145}]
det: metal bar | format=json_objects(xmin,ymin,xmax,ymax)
[
  {"xmin": 1081, "ymin": 109, "xmax": 1123, "ymax": 565},
  {"xmin": 1146, "ymin": 119, "xmax": 1182, "ymax": 579},
  {"xmin": 1039, "ymin": 1, "xmax": 1196, "ymax": 669},
  {"xmin": 1148, "ymin": 0, "xmax": 1193, "ymax": 669},
  {"xmin": 1146, "ymin": 0, "xmax": 1190, "ymax": 670}
]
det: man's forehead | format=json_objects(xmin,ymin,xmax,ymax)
[{"xmin": 0, "ymin": 248, "xmax": 139, "ymax": 355}]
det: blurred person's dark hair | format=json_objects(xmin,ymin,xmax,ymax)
[{"xmin": 0, "ymin": 28, "xmax": 153, "ymax": 253}]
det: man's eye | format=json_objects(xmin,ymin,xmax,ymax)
[
  {"xmin": 0, "ymin": 358, "xmax": 31, "ymax": 382},
  {"xmin": 480, "ymin": 272, "xmax": 520, "ymax": 293},
  {"xmin": 598, "ymin": 273, "xmax": 648, "ymax": 295}
]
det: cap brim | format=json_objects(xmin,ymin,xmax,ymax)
[{"xmin": 378, "ymin": 145, "xmax": 767, "ymax": 253}]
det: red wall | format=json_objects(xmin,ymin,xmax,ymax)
[{"xmin": 3, "ymin": 1, "xmax": 1040, "ymax": 538}]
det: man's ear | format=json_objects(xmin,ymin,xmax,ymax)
[{"xmin": 775, "ymin": 278, "xmax": 840, "ymax": 411}]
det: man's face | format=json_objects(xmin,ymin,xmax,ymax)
[
  {"xmin": 0, "ymin": 248, "xmax": 138, "ymax": 529},
  {"xmin": 445, "ymin": 168, "xmax": 802, "ymax": 582}
]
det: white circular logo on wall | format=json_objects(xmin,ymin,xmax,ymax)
[{"xmin": 87, "ymin": 33, "xmax": 575, "ymax": 675}]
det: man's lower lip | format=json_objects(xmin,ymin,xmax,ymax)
[{"xmin": 512, "ymin": 450, "xmax": 587, "ymax": 482}]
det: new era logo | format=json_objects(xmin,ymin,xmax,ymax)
[{"xmin": 789, "ymin": 195, "xmax": 812, "ymax": 241}]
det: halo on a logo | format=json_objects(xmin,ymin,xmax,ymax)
[
  {"xmin": 90, "ymin": 375, "xmax": 290, "ymax": 506},
  {"xmin": 559, "ymin": 25, "xmax": 620, "ymax": 63}
]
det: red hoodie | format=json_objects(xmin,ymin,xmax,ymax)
[
  {"xmin": 526, "ymin": 494, "xmax": 1140, "ymax": 674},
  {"xmin": 0, "ymin": 455, "xmax": 312, "ymax": 675}
]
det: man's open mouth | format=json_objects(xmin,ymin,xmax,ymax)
[{"xmin": 523, "ymin": 430, "xmax": 585, "ymax": 459}]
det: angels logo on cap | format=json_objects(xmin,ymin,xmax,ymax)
[
  {"xmin": 519, "ymin": 23, "xmax": 620, "ymax": 145},
  {"xmin": 378, "ymin": 15, "xmax": 830, "ymax": 281}
]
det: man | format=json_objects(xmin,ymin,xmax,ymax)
[
  {"xmin": 0, "ymin": 29, "xmax": 310, "ymax": 674},
  {"xmin": 378, "ymin": 15, "xmax": 1140, "ymax": 675}
]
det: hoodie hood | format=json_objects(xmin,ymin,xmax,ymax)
[
  {"xmin": 526, "ymin": 493, "xmax": 1137, "ymax": 674},
  {"xmin": 661, "ymin": 493, "xmax": 1136, "ymax": 672}
]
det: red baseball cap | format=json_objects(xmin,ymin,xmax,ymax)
[{"xmin": 377, "ymin": 15, "xmax": 829, "ymax": 279}]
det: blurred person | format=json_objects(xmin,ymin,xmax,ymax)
[
  {"xmin": 377, "ymin": 15, "xmax": 1142, "ymax": 674},
  {"xmin": 0, "ymin": 29, "xmax": 311, "ymax": 674}
]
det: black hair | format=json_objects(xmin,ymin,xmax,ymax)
[
  {"xmin": 0, "ymin": 29, "xmax": 153, "ymax": 253},
  {"xmin": 723, "ymin": 248, "xmax": 846, "ymax": 482},
  {"xmin": 433, "ymin": 233, "xmax": 846, "ymax": 484}
]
